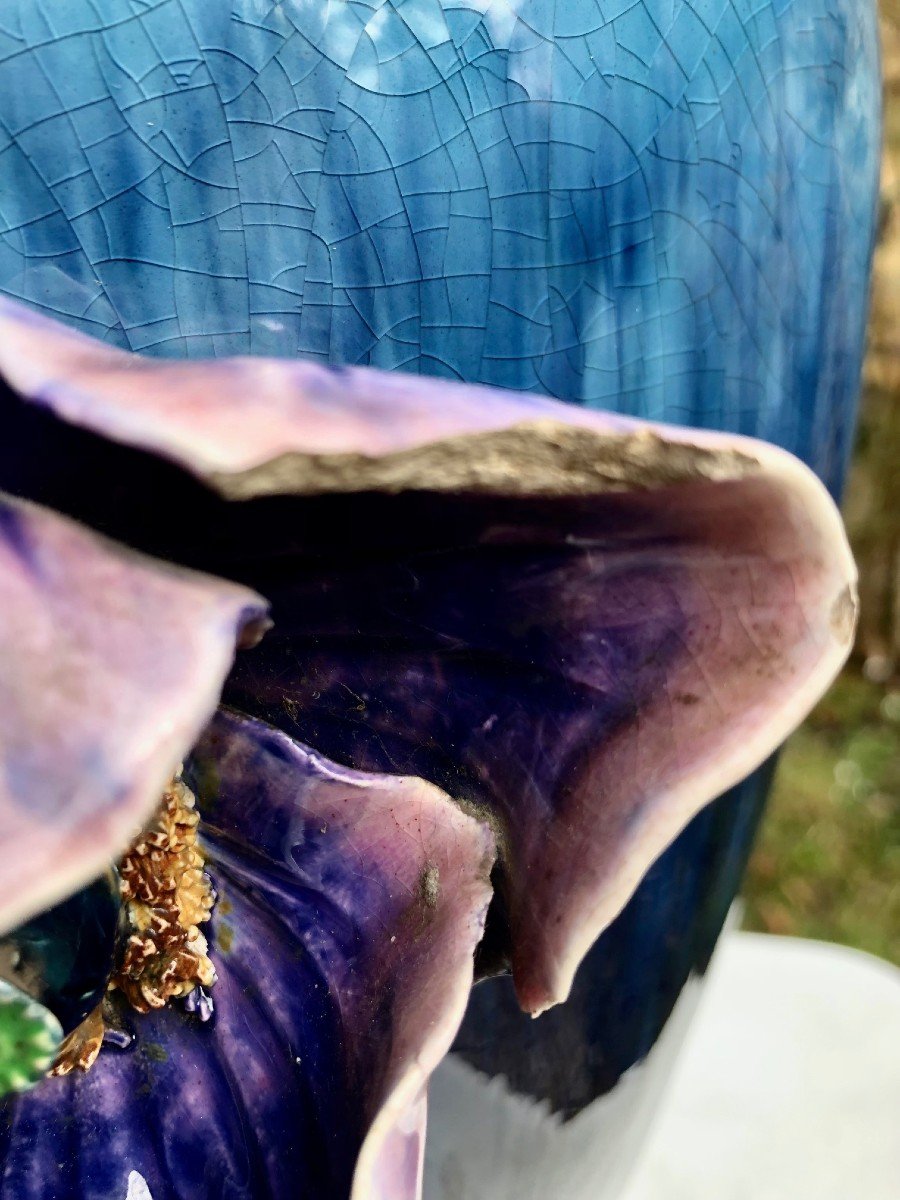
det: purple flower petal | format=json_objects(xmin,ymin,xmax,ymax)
[
  {"xmin": 0, "ymin": 299, "xmax": 857, "ymax": 1012},
  {"xmin": 0, "ymin": 710, "xmax": 493, "ymax": 1200},
  {"xmin": 0, "ymin": 492, "xmax": 267, "ymax": 933},
  {"xmin": 224, "ymin": 476, "xmax": 856, "ymax": 1014}
]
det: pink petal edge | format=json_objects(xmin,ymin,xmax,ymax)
[
  {"xmin": 192, "ymin": 709, "xmax": 496, "ymax": 1200},
  {"xmin": 0, "ymin": 492, "xmax": 267, "ymax": 933}
]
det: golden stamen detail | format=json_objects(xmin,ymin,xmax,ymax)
[
  {"xmin": 111, "ymin": 775, "xmax": 216, "ymax": 1013},
  {"xmin": 50, "ymin": 1004, "xmax": 105, "ymax": 1076},
  {"xmin": 50, "ymin": 775, "xmax": 216, "ymax": 1075}
]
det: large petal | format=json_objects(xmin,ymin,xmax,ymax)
[
  {"xmin": 0, "ymin": 491, "xmax": 267, "ymax": 933},
  {"xmin": 0, "ymin": 710, "xmax": 493, "ymax": 1200},
  {"xmin": 223, "ymin": 475, "xmax": 857, "ymax": 1014},
  {"xmin": 0, "ymin": 304, "xmax": 857, "ymax": 1010}
]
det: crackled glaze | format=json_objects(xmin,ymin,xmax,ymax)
[{"xmin": 0, "ymin": 0, "xmax": 878, "ymax": 485}]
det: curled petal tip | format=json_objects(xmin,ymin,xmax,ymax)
[
  {"xmin": 235, "ymin": 611, "xmax": 274, "ymax": 650},
  {"xmin": 515, "ymin": 446, "xmax": 858, "ymax": 1012}
]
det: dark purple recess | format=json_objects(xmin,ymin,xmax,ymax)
[{"xmin": 226, "ymin": 489, "xmax": 684, "ymax": 782}]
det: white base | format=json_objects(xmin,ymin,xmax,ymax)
[
  {"xmin": 424, "ymin": 932, "xmax": 900, "ymax": 1200},
  {"xmin": 620, "ymin": 933, "xmax": 900, "ymax": 1200},
  {"xmin": 424, "ymin": 956, "xmax": 706, "ymax": 1200}
]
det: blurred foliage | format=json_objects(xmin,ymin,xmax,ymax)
[
  {"xmin": 743, "ymin": 673, "xmax": 900, "ymax": 964},
  {"xmin": 844, "ymin": 4, "xmax": 900, "ymax": 676}
]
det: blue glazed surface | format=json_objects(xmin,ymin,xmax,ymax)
[
  {"xmin": 0, "ymin": 0, "xmax": 879, "ymax": 487},
  {"xmin": 0, "ymin": 0, "xmax": 880, "ymax": 1134}
]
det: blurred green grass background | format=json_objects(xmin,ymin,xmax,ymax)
[{"xmin": 742, "ymin": 674, "xmax": 900, "ymax": 965}]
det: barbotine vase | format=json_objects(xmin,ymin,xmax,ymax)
[{"xmin": 0, "ymin": 2, "xmax": 881, "ymax": 1198}]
